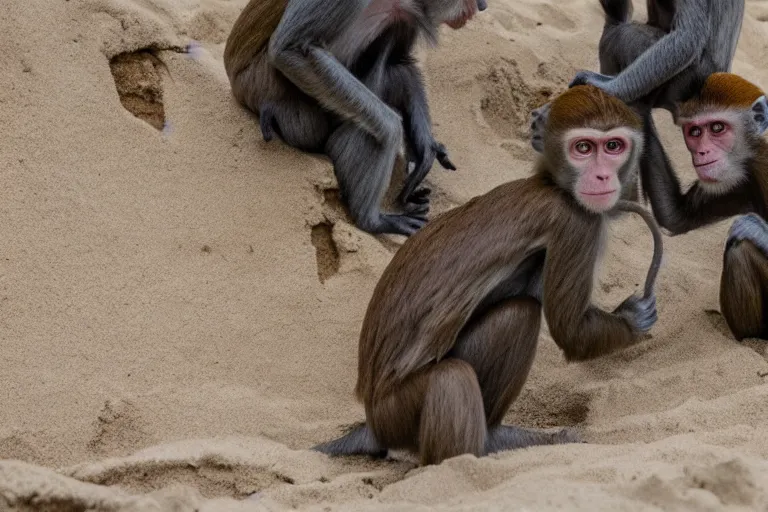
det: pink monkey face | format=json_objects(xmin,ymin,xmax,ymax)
[
  {"xmin": 564, "ymin": 128, "xmax": 634, "ymax": 213},
  {"xmin": 681, "ymin": 115, "xmax": 737, "ymax": 183}
]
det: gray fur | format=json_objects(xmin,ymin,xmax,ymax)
[
  {"xmin": 227, "ymin": 0, "xmax": 473, "ymax": 236},
  {"xmin": 751, "ymin": 96, "xmax": 768, "ymax": 136},
  {"xmin": 530, "ymin": 0, "xmax": 746, "ymax": 151}
]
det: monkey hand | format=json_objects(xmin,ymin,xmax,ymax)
[
  {"xmin": 569, "ymin": 70, "xmax": 615, "ymax": 95},
  {"xmin": 613, "ymin": 293, "xmax": 657, "ymax": 335},
  {"xmin": 727, "ymin": 213, "xmax": 768, "ymax": 255},
  {"xmin": 751, "ymin": 96, "xmax": 768, "ymax": 136},
  {"xmin": 399, "ymin": 140, "xmax": 454, "ymax": 206}
]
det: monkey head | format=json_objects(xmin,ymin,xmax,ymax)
[
  {"xmin": 429, "ymin": 0, "xmax": 487, "ymax": 29},
  {"xmin": 676, "ymin": 73, "xmax": 768, "ymax": 194},
  {"xmin": 542, "ymin": 85, "xmax": 644, "ymax": 214}
]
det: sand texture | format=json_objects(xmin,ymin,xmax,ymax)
[{"xmin": 2, "ymin": 0, "xmax": 768, "ymax": 510}]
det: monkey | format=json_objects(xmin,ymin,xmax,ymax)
[
  {"xmin": 312, "ymin": 85, "xmax": 663, "ymax": 466},
  {"xmin": 529, "ymin": 0, "xmax": 745, "ymax": 203},
  {"xmin": 223, "ymin": 0, "xmax": 488, "ymax": 237},
  {"xmin": 638, "ymin": 72, "xmax": 768, "ymax": 340}
]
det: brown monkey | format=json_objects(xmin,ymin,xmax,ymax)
[
  {"xmin": 224, "ymin": 0, "xmax": 487, "ymax": 236},
  {"xmin": 313, "ymin": 85, "xmax": 662, "ymax": 466},
  {"xmin": 640, "ymin": 72, "xmax": 768, "ymax": 340}
]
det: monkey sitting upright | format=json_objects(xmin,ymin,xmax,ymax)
[
  {"xmin": 313, "ymin": 85, "xmax": 662, "ymax": 466},
  {"xmin": 640, "ymin": 72, "xmax": 768, "ymax": 340},
  {"xmin": 530, "ymin": 0, "xmax": 746, "ymax": 201},
  {"xmin": 223, "ymin": 0, "xmax": 487, "ymax": 237}
]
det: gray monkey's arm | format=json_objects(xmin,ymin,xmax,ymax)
[
  {"xmin": 571, "ymin": 0, "xmax": 707, "ymax": 102},
  {"xmin": 268, "ymin": 0, "xmax": 402, "ymax": 146}
]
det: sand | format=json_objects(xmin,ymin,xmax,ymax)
[{"xmin": 2, "ymin": 0, "xmax": 768, "ymax": 510}]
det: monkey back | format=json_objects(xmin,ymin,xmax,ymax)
[{"xmin": 223, "ymin": 0, "xmax": 288, "ymax": 79}]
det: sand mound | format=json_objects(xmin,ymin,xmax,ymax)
[{"xmin": 2, "ymin": 0, "xmax": 768, "ymax": 510}]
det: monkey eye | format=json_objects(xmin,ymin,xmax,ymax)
[
  {"xmin": 711, "ymin": 121, "xmax": 726, "ymax": 133},
  {"xmin": 574, "ymin": 141, "xmax": 592, "ymax": 155},
  {"xmin": 604, "ymin": 139, "xmax": 624, "ymax": 153},
  {"xmin": 688, "ymin": 126, "xmax": 702, "ymax": 137}
]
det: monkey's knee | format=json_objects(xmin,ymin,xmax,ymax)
[
  {"xmin": 720, "ymin": 242, "xmax": 767, "ymax": 340},
  {"xmin": 419, "ymin": 359, "xmax": 486, "ymax": 466},
  {"xmin": 454, "ymin": 297, "xmax": 541, "ymax": 426}
]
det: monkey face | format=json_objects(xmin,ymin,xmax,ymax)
[
  {"xmin": 563, "ymin": 127, "xmax": 636, "ymax": 213},
  {"xmin": 680, "ymin": 110, "xmax": 749, "ymax": 192}
]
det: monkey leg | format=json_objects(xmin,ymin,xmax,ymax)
[
  {"xmin": 231, "ymin": 54, "xmax": 331, "ymax": 153},
  {"xmin": 451, "ymin": 297, "xmax": 582, "ymax": 453},
  {"xmin": 720, "ymin": 237, "xmax": 768, "ymax": 341},
  {"xmin": 326, "ymin": 122, "xmax": 428, "ymax": 236},
  {"xmin": 362, "ymin": 360, "xmax": 485, "ymax": 466},
  {"xmin": 418, "ymin": 359, "xmax": 487, "ymax": 465}
]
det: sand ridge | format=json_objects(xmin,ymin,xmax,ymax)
[{"xmin": 1, "ymin": 0, "xmax": 768, "ymax": 510}]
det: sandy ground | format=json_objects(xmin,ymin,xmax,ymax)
[{"xmin": 2, "ymin": 0, "xmax": 768, "ymax": 510}]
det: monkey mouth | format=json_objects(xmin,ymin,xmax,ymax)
[
  {"xmin": 693, "ymin": 160, "xmax": 721, "ymax": 182},
  {"xmin": 580, "ymin": 190, "xmax": 616, "ymax": 196}
]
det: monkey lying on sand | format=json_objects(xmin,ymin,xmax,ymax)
[
  {"xmin": 313, "ymin": 85, "xmax": 664, "ymax": 466},
  {"xmin": 224, "ymin": 0, "xmax": 487, "ymax": 237}
]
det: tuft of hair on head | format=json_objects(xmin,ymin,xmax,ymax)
[
  {"xmin": 678, "ymin": 72, "xmax": 765, "ymax": 118},
  {"xmin": 546, "ymin": 85, "xmax": 642, "ymax": 135}
]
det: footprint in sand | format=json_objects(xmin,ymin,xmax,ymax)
[{"xmin": 477, "ymin": 59, "xmax": 563, "ymax": 143}]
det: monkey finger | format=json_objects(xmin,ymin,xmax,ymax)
[
  {"xmin": 408, "ymin": 187, "xmax": 432, "ymax": 204},
  {"xmin": 568, "ymin": 70, "xmax": 613, "ymax": 90},
  {"xmin": 404, "ymin": 202, "xmax": 430, "ymax": 216}
]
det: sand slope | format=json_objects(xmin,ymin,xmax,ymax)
[{"xmin": 2, "ymin": 0, "xmax": 768, "ymax": 510}]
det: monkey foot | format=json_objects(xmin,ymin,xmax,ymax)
[
  {"xmin": 378, "ymin": 213, "xmax": 427, "ymax": 236},
  {"xmin": 485, "ymin": 425, "xmax": 583, "ymax": 454}
]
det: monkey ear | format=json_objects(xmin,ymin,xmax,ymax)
[{"xmin": 750, "ymin": 95, "xmax": 768, "ymax": 136}]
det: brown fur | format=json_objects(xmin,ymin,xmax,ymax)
[
  {"xmin": 547, "ymin": 85, "xmax": 643, "ymax": 134},
  {"xmin": 223, "ymin": 0, "xmax": 287, "ymax": 80},
  {"xmin": 316, "ymin": 86, "xmax": 654, "ymax": 466},
  {"xmin": 720, "ymin": 240, "xmax": 768, "ymax": 340},
  {"xmin": 645, "ymin": 72, "xmax": 768, "ymax": 341},
  {"xmin": 678, "ymin": 72, "xmax": 765, "ymax": 118}
]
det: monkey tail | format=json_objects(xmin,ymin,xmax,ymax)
[
  {"xmin": 599, "ymin": 0, "xmax": 632, "ymax": 24},
  {"xmin": 616, "ymin": 200, "xmax": 663, "ymax": 299}
]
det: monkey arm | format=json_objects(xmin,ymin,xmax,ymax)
[
  {"xmin": 388, "ymin": 64, "xmax": 456, "ymax": 203},
  {"xmin": 640, "ymin": 117, "xmax": 752, "ymax": 235},
  {"xmin": 542, "ymin": 218, "xmax": 638, "ymax": 362},
  {"xmin": 571, "ymin": 0, "xmax": 707, "ymax": 103},
  {"xmin": 268, "ymin": 0, "xmax": 402, "ymax": 147}
]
